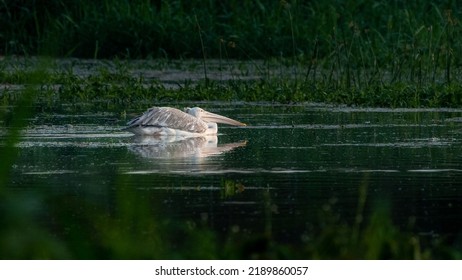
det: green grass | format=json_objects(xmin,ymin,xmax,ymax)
[
  {"xmin": 1, "ymin": 58, "xmax": 462, "ymax": 109},
  {"xmin": 2, "ymin": 1, "xmax": 462, "ymax": 107},
  {"xmin": 1, "ymin": 0, "xmax": 460, "ymax": 61},
  {"xmin": 1, "ymin": 0, "xmax": 462, "ymax": 68}
]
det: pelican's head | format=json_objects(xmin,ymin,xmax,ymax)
[{"xmin": 184, "ymin": 107, "xmax": 246, "ymax": 126}]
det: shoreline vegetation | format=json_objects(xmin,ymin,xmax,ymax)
[
  {"xmin": 1, "ymin": 56, "xmax": 462, "ymax": 109},
  {"xmin": 0, "ymin": 0, "xmax": 462, "ymax": 108}
]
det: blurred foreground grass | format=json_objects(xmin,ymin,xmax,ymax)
[{"xmin": 1, "ymin": 164, "xmax": 461, "ymax": 259}]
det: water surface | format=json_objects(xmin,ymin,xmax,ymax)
[{"xmin": 3, "ymin": 103, "xmax": 462, "ymax": 258}]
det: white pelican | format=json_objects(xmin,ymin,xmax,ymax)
[{"xmin": 125, "ymin": 106, "xmax": 246, "ymax": 136}]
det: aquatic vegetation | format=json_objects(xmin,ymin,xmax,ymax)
[
  {"xmin": 221, "ymin": 179, "xmax": 245, "ymax": 198},
  {"xmin": 1, "ymin": 58, "xmax": 462, "ymax": 109}
]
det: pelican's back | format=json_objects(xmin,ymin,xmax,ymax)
[{"xmin": 126, "ymin": 107, "xmax": 208, "ymax": 134}]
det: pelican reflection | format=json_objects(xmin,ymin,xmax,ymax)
[{"xmin": 128, "ymin": 135, "xmax": 246, "ymax": 159}]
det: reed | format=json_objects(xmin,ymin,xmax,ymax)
[
  {"xmin": 0, "ymin": 1, "xmax": 459, "ymax": 61},
  {"xmin": 1, "ymin": 58, "xmax": 462, "ymax": 109}
]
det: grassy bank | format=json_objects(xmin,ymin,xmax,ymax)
[{"xmin": 1, "ymin": 58, "xmax": 462, "ymax": 109}]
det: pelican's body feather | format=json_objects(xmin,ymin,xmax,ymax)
[{"xmin": 125, "ymin": 106, "xmax": 245, "ymax": 136}]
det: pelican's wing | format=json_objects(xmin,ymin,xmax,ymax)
[{"xmin": 126, "ymin": 107, "xmax": 208, "ymax": 133}]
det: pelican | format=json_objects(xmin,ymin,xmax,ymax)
[{"xmin": 125, "ymin": 106, "xmax": 246, "ymax": 136}]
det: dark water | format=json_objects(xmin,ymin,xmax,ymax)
[{"xmin": 3, "ymin": 103, "xmax": 462, "ymax": 258}]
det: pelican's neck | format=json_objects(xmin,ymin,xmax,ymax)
[{"xmin": 206, "ymin": 122, "xmax": 218, "ymax": 135}]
